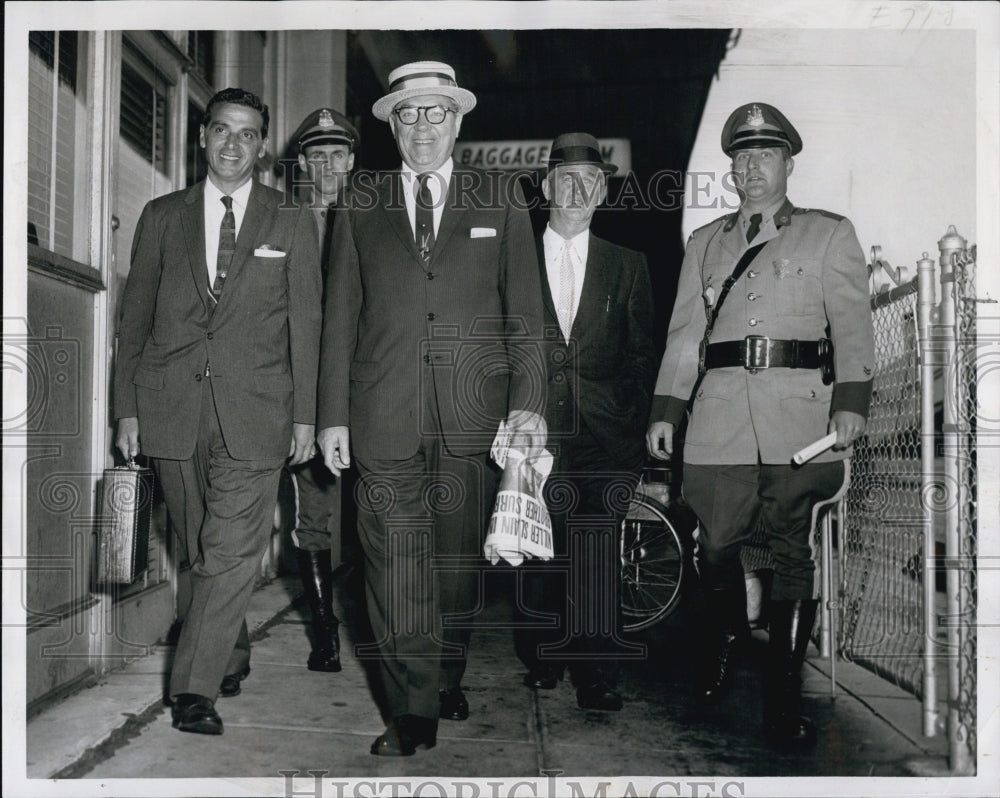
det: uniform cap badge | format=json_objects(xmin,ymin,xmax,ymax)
[
  {"xmin": 746, "ymin": 104, "xmax": 766, "ymax": 127},
  {"xmin": 318, "ymin": 109, "xmax": 336, "ymax": 128}
]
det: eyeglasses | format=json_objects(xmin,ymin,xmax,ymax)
[{"xmin": 392, "ymin": 105, "xmax": 455, "ymax": 125}]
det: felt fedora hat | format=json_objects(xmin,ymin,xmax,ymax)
[
  {"xmin": 721, "ymin": 102, "xmax": 802, "ymax": 156},
  {"xmin": 372, "ymin": 61, "xmax": 477, "ymax": 122},
  {"xmin": 546, "ymin": 132, "xmax": 617, "ymax": 174}
]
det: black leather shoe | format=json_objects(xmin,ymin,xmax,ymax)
[
  {"xmin": 171, "ymin": 693, "xmax": 223, "ymax": 735},
  {"xmin": 576, "ymin": 681, "xmax": 623, "ymax": 712},
  {"xmin": 219, "ymin": 666, "xmax": 250, "ymax": 698},
  {"xmin": 298, "ymin": 549, "xmax": 342, "ymax": 672},
  {"xmin": 439, "ymin": 687, "xmax": 469, "ymax": 721},
  {"xmin": 370, "ymin": 714, "xmax": 437, "ymax": 757},
  {"xmin": 523, "ymin": 665, "xmax": 563, "ymax": 690}
]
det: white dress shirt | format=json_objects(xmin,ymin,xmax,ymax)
[
  {"xmin": 543, "ymin": 224, "xmax": 589, "ymax": 331},
  {"xmin": 204, "ymin": 177, "xmax": 252, "ymax": 286},
  {"xmin": 401, "ymin": 158, "xmax": 453, "ymax": 238}
]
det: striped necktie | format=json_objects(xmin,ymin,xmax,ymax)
[
  {"xmin": 212, "ymin": 195, "xmax": 236, "ymax": 302},
  {"xmin": 414, "ymin": 174, "xmax": 435, "ymax": 264}
]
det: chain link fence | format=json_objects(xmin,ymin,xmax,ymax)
[{"xmin": 838, "ymin": 230, "xmax": 977, "ymax": 773}]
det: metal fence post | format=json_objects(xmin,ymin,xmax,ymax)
[
  {"xmin": 937, "ymin": 226, "xmax": 975, "ymax": 774},
  {"xmin": 916, "ymin": 250, "xmax": 939, "ymax": 739}
]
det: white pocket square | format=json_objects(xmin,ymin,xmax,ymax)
[
  {"xmin": 470, "ymin": 227, "xmax": 497, "ymax": 238},
  {"xmin": 253, "ymin": 247, "xmax": 286, "ymax": 258}
]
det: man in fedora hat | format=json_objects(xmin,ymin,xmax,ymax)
[
  {"xmin": 647, "ymin": 102, "xmax": 874, "ymax": 745},
  {"xmin": 281, "ymin": 107, "xmax": 360, "ymax": 674},
  {"xmin": 316, "ymin": 60, "xmax": 546, "ymax": 756},
  {"xmin": 515, "ymin": 133, "xmax": 656, "ymax": 712}
]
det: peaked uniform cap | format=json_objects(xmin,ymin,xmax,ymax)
[
  {"xmin": 292, "ymin": 107, "xmax": 360, "ymax": 151},
  {"xmin": 372, "ymin": 60, "xmax": 477, "ymax": 122},
  {"xmin": 721, "ymin": 102, "xmax": 802, "ymax": 156},
  {"xmin": 547, "ymin": 132, "xmax": 617, "ymax": 174}
]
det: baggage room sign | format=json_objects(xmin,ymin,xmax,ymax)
[{"xmin": 454, "ymin": 138, "xmax": 631, "ymax": 173}]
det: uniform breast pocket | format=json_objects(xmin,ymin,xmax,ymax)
[{"xmin": 773, "ymin": 259, "xmax": 822, "ymax": 316}]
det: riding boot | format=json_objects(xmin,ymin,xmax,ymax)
[
  {"xmin": 296, "ymin": 549, "xmax": 342, "ymax": 672},
  {"xmin": 764, "ymin": 599, "xmax": 819, "ymax": 745},
  {"xmin": 696, "ymin": 587, "xmax": 750, "ymax": 703}
]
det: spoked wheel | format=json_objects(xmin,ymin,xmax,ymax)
[{"xmin": 620, "ymin": 494, "xmax": 691, "ymax": 632}]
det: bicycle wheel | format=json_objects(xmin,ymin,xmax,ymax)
[{"xmin": 620, "ymin": 494, "xmax": 688, "ymax": 632}]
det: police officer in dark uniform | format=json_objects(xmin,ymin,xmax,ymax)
[
  {"xmin": 285, "ymin": 107, "xmax": 359, "ymax": 672},
  {"xmin": 647, "ymin": 103, "xmax": 874, "ymax": 745}
]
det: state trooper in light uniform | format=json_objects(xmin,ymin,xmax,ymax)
[
  {"xmin": 647, "ymin": 102, "xmax": 875, "ymax": 746},
  {"xmin": 285, "ymin": 107, "xmax": 359, "ymax": 673}
]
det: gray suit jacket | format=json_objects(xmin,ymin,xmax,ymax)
[{"xmin": 114, "ymin": 180, "xmax": 322, "ymax": 460}]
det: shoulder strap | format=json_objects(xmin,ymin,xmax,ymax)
[
  {"xmin": 707, "ymin": 242, "xmax": 766, "ymax": 332},
  {"xmin": 697, "ymin": 242, "xmax": 767, "ymax": 378}
]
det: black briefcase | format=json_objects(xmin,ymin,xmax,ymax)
[{"xmin": 97, "ymin": 459, "xmax": 154, "ymax": 584}]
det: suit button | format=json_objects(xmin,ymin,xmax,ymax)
[
  {"xmin": 558, "ymin": 400, "xmax": 566, "ymax": 407},
  {"xmin": 748, "ymin": 318, "xmax": 758, "ymax": 327},
  {"xmin": 195, "ymin": 374, "xmax": 202, "ymax": 381},
  {"xmin": 207, "ymin": 332, "xmax": 214, "ymax": 339},
  {"xmin": 423, "ymin": 355, "xmax": 431, "ymax": 364},
  {"xmin": 426, "ymin": 272, "xmax": 435, "ymax": 280},
  {"xmin": 747, "ymin": 292, "xmax": 757, "ymax": 301},
  {"xmin": 748, "ymin": 270, "xmax": 757, "ymax": 278},
  {"xmin": 426, "ymin": 313, "xmax": 436, "ymax": 321},
  {"xmin": 797, "ymin": 267, "xmax": 805, "ymax": 275}
]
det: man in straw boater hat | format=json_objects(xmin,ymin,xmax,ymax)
[
  {"xmin": 647, "ymin": 102, "xmax": 874, "ymax": 745},
  {"xmin": 316, "ymin": 61, "xmax": 546, "ymax": 756},
  {"xmin": 281, "ymin": 107, "xmax": 360, "ymax": 675},
  {"xmin": 515, "ymin": 133, "xmax": 656, "ymax": 712}
]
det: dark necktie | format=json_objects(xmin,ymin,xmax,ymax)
[
  {"xmin": 414, "ymin": 174, "xmax": 435, "ymax": 263},
  {"xmin": 212, "ymin": 195, "xmax": 236, "ymax": 302},
  {"xmin": 746, "ymin": 212, "xmax": 762, "ymax": 244}
]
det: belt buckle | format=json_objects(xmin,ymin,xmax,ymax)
[{"xmin": 744, "ymin": 335, "xmax": 770, "ymax": 372}]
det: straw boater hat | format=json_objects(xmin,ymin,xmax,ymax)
[
  {"xmin": 372, "ymin": 60, "xmax": 477, "ymax": 122},
  {"xmin": 721, "ymin": 102, "xmax": 802, "ymax": 156},
  {"xmin": 546, "ymin": 132, "xmax": 617, "ymax": 175}
]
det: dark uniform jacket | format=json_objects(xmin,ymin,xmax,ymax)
[{"xmin": 651, "ymin": 198, "xmax": 874, "ymax": 465}]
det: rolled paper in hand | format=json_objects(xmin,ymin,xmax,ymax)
[{"xmin": 792, "ymin": 432, "xmax": 838, "ymax": 465}]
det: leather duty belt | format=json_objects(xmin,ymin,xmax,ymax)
[{"xmin": 704, "ymin": 336, "xmax": 832, "ymax": 373}]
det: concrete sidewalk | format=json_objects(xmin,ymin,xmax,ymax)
[{"xmin": 23, "ymin": 569, "xmax": 953, "ymax": 791}]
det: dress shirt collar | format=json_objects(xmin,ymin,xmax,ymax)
[
  {"xmin": 543, "ymin": 224, "xmax": 590, "ymax": 263},
  {"xmin": 402, "ymin": 158, "xmax": 454, "ymax": 199},
  {"xmin": 739, "ymin": 195, "xmax": 786, "ymax": 236},
  {"xmin": 205, "ymin": 175, "xmax": 253, "ymax": 212}
]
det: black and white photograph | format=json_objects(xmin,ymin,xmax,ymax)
[{"xmin": 3, "ymin": 2, "xmax": 998, "ymax": 797}]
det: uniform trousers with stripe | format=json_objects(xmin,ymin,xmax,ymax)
[
  {"xmin": 153, "ymin": 379, "xmax": 284, "ymax": 700},
  {"xmin": 682, "ymin": 460, "xmax": 845, "ymax": 600}
]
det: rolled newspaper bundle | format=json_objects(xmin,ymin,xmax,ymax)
[{"xmin": 792, "ymin": 431, "xmax": 838, "ymax": 465}]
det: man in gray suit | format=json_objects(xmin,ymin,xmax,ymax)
[
  {"xmin": 115, "ymin": 87, "xmax": 321, "ymax": 735},
  {"xmin": 317, "ymin": 61, "xmax": 546, "ymax": 756}
]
